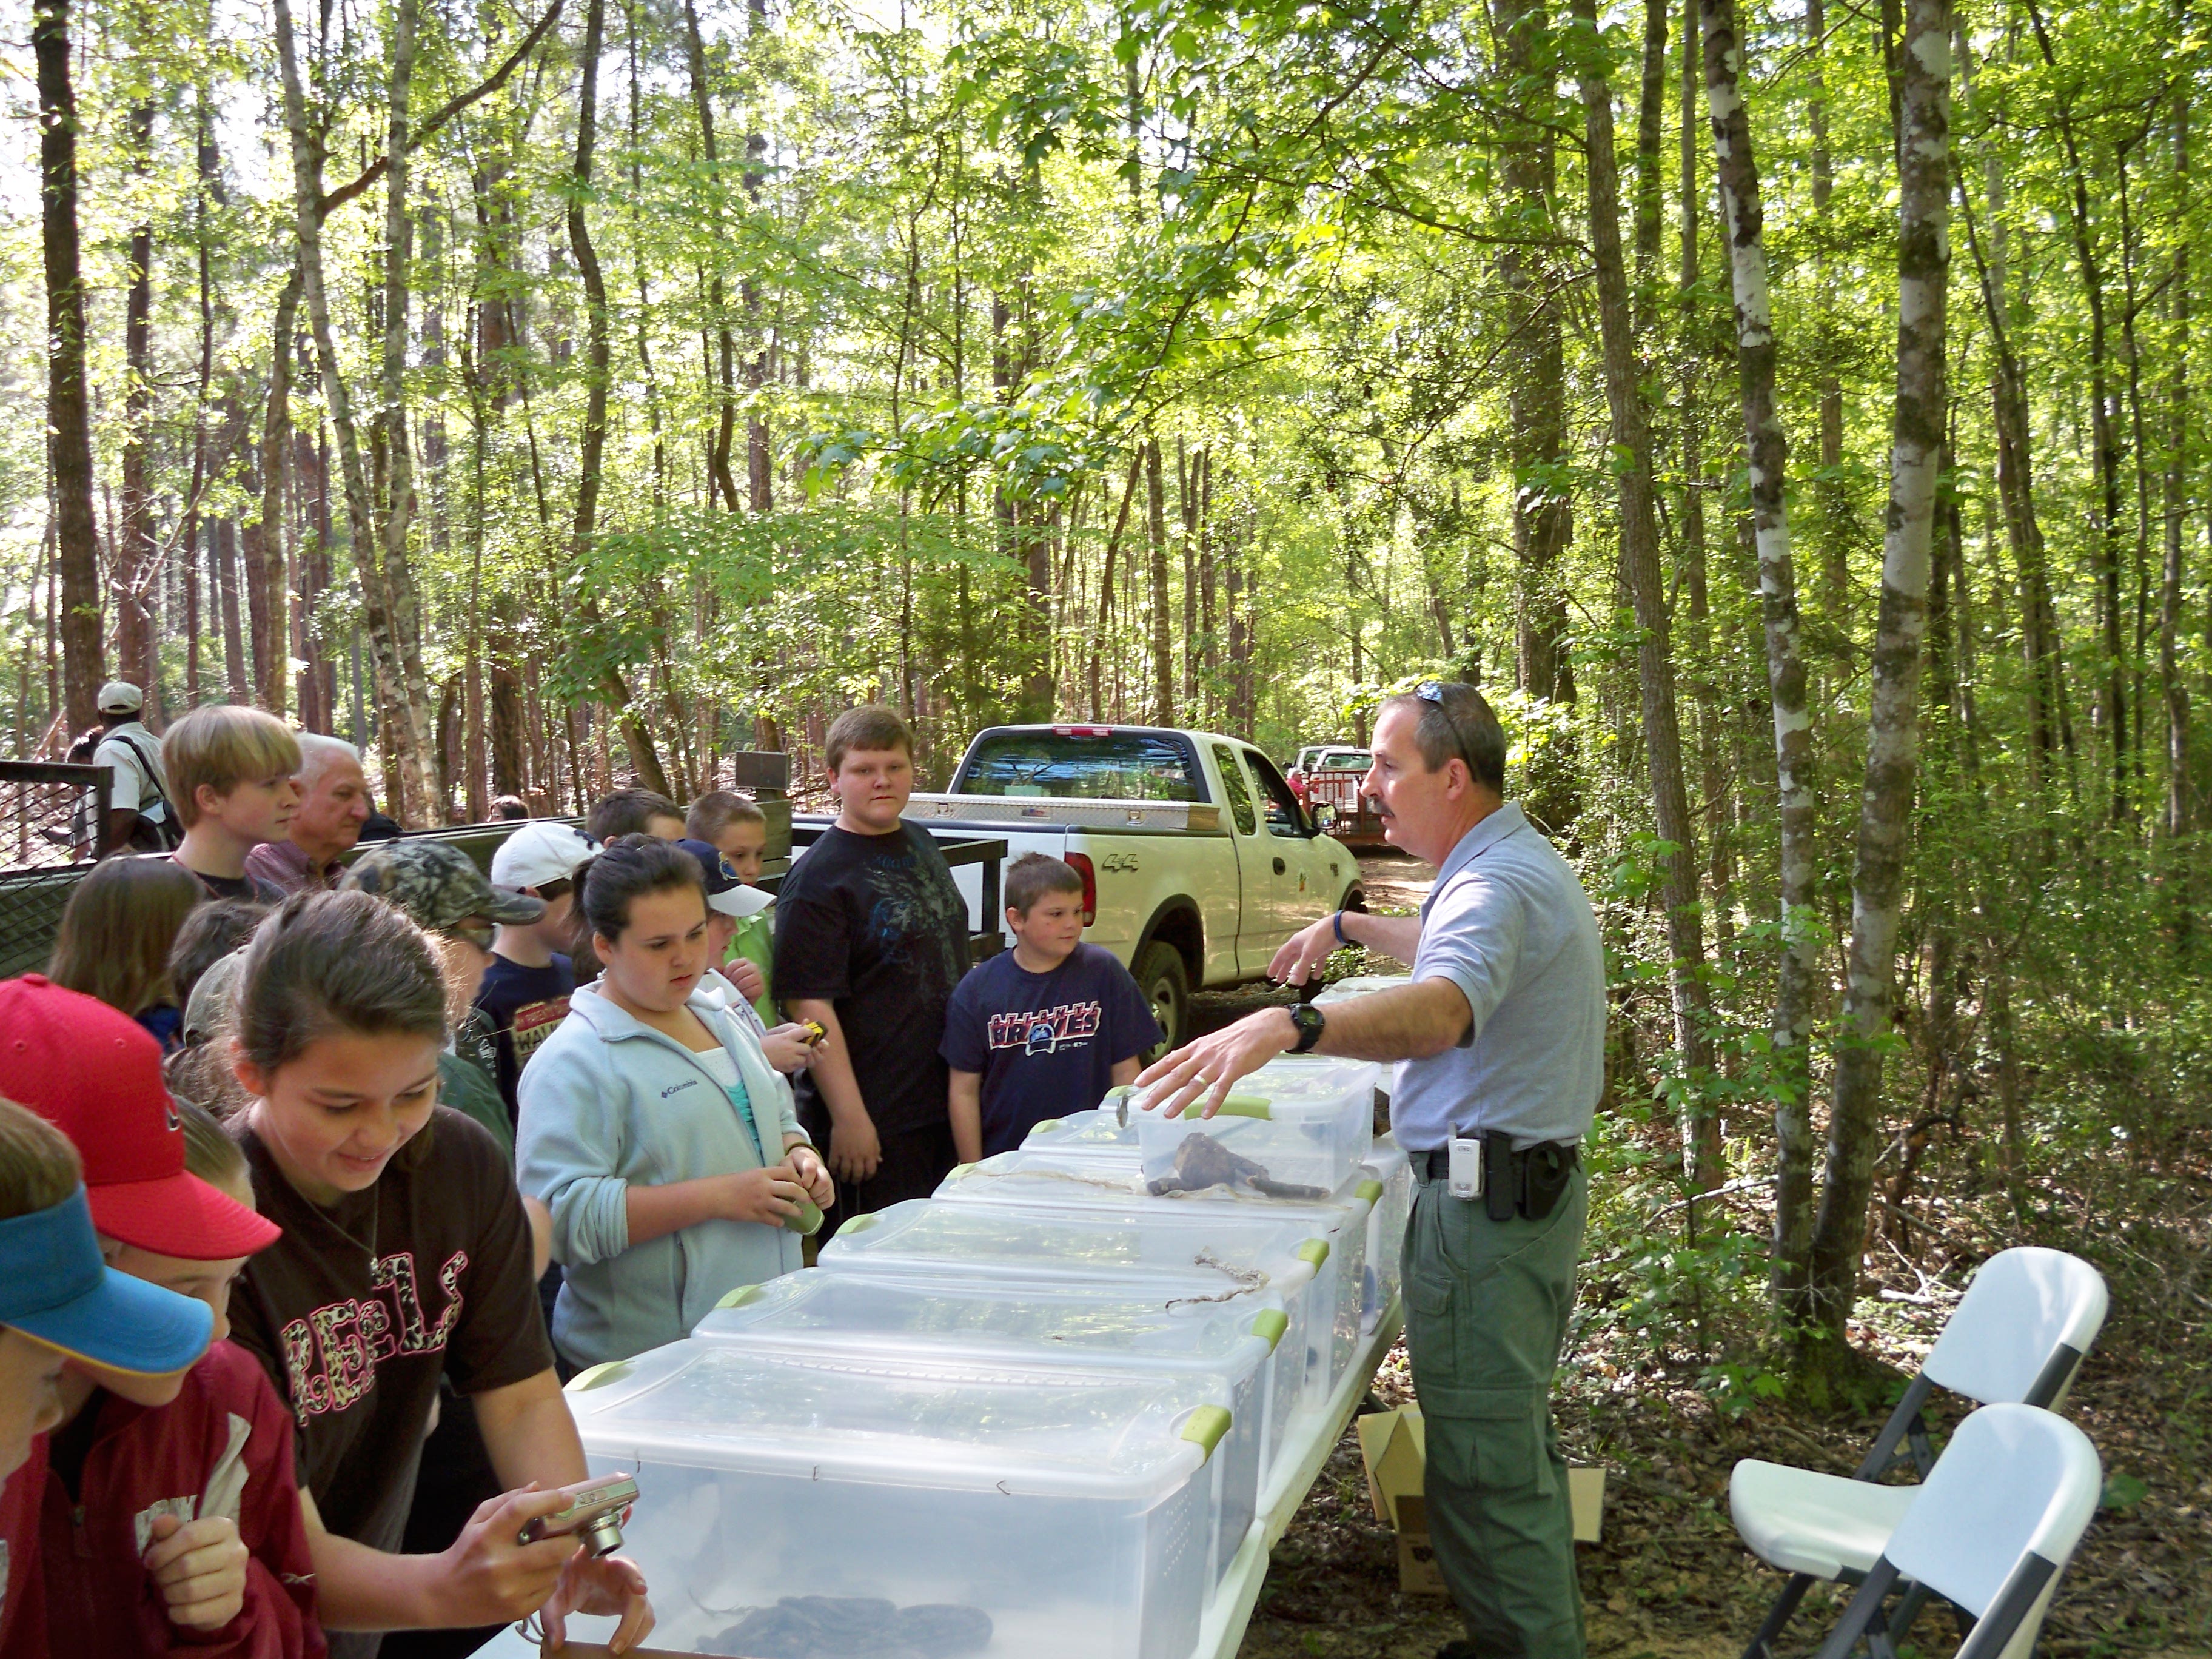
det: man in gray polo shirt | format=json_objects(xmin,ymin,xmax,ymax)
[{"xmin": 1140, "ymin": 681, "xmax": 1603, "ymax": 1659}]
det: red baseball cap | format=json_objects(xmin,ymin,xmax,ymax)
[{"xmin": 0, "ymin": 976, "xmax": 280, "ymax": 1259}]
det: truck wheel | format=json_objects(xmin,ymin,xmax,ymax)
[{"xmin": 1132, "ymin": 941, "xmax": 1190, "ymax": 1057}]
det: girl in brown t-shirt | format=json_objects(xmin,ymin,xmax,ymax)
[{"xmin": 222, "ymin": 890, "xmax": 655, "ymax": 1656}]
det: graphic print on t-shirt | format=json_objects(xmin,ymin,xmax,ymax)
[
  {"xmin": 863, "ymin": 849, "xmax": 970, "ymax": 988},
  {"xmin": 509, "ymin": 994, "xmax": 569, "ymax": 1065},
  {"xmin": 987, "ymin": 1000, "xmax": 1104, "ymax": 1057},
  {"xmin": 275, "ymin": 1247, "xmax": 468, "ymax": 1423}
]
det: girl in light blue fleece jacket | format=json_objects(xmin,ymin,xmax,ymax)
[{"xmin": 517, "ymin": 836, "xmax": 836, "ymax": 1369}]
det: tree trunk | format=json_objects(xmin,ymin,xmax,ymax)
[
  {"xmin": 1808, "ymin": 0, "xmax": 1951, "ymax": 1358},
  {"xmin": 1148, "ymin": 436, "xmax": 1173, "ymax": 724},
  {"xmin": 1702, "ymin": 0, "xmax": 1822, "ymax": 1307},
  {"xmin": 376, "ymin": 0, "xmax": 443, "ymax": 811},
  {"xmin": 1632, "ymin": 0, "xmax": 1668, "ymax": 330},
  {"xmin": 570, "ymin": 0, "xmax": 671, "ymax": 797},
  {"xmin": 182, "ymin": 93, "xmax": 221, "ymax": 708},
  {"xmin": 683, "ymin": 0, "xmax": 743, "ymax": 513},
  {"xmin": 117, "ymin": 91, "xmax": 158, "ymax": 708},
  {"xmin": 743, "ymin": 0, "xmax": 771, "ymax": 514},
  {"xmin": 2025, "ymin": 0, "xmax": 2126, "ymax": 820},
  {"xmin": 1577, "ymin": 0, "xmax": 1720, "ymax": 1188},
  {"xmin": 1957, "ymin": 28, "xmax": 2070, "ymax": 807},
  {"xmin": 35, "ymin": 0, "xmax": 101, "ymax": 734},
  {"xmin": 1225, "ymin": 479, "xmax": 1248, "ymax": 731},
  {"xmin": 1496, "ymin": 0, "xmax": 1575, "ymax": 711},
  {"xmin": 256, "ymin": 267, "xmax": 300, "ymax": 716},
  {"xmin": 2162, "ymin": 84, "xmax": 2191, "ymax": 840},
  {"xmin": 1681, "ymin": 0, "xmax": 1732, "ymax": 950},
  {"xmin": 217, "ymin": 517, "xmax": 247, "ymax": 702},
  {"xmin": 1808, "ymin": 0, "xmax": 1842, "ymax": 483},
  {"xmin": 274, "ymin": 0, "xmax": 434, "ymax": 803},
  {"xmin": 1090, "ymin": 454, "xmax": 1141, "ymax": 721}
]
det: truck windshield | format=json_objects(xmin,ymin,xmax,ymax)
[{"xmin": 959, "ymin": 731, "xmax": 1206, "ymax": 802}]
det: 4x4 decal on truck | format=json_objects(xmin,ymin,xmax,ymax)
[{"xmin": 1098, "ymin": 851, "xmax": 1139, "ymax": 873}]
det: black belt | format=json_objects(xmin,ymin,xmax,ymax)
[{"xmin": 1412, "ymin": 1135, "xmax": 1580, "ymax": 1222}]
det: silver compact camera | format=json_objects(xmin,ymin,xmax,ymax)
[{"xmin": 517, "ymin": 1473, "xmax": 639, "ymax": 1558}]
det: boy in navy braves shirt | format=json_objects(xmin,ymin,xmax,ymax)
[{"xmin": 942, "ymin": 854, "xmax": 1162, "ymax": 1162}]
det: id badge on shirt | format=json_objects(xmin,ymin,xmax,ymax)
[{"xmin": 1447, "ymin": 1136, "xmax": 1485, "ymax": 1200}]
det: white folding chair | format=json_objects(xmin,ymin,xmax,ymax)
[
  {"xmin": 1811, "ymin": 1404, "xmax": 2102, "ymax": 1659},
  {"xmin": 1734, "ymin": 1247, "xmax": 2107, "ymax": 1659}
]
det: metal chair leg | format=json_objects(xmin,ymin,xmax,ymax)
[{"xmin": 1742, "ymin": 1573, "xmax": 1816, "ymax": 1659}]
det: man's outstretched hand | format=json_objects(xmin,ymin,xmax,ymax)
[{"xmin": 1132, "ymin": 1007, "xmax": 1297, "ymax": 1122}]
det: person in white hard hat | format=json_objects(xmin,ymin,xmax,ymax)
[{"xmin": 91, "ymin": 682, "xmax": 179, "ymax": 854}]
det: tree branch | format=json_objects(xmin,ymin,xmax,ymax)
[{"xmin": 319, "ymin": 0, "xmax": 565, "ymax": 216}]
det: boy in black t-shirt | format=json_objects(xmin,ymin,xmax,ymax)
[
  {"xmin": 942, "ymin": 854, "xmax": 1162, "ymax": 1161},
  {"xmin": 774, "ymin": 706, "xmax": 971, "ymax": 1232}
]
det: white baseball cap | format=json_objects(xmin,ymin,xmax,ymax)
[
  {"xmin": 490, "ymin": 819, "xmax": 597, "ymax": 891},
  {"xmin": 98, "ymin": 680, "xmax": 144, "ymax": 714}
]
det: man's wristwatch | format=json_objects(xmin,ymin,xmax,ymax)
[{"xmin": 1287, "ymin": 1002, "xmax": 1326, "ymax": 1055}]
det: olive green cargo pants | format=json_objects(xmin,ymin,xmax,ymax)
[{"xmin": 1403, "ymin": 1162, "xmax": 1588, "ymax": 1659}]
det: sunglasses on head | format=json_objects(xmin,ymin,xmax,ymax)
[{"xmin": 1413, "ymin": 681, "xmax": 1481, "ymax": 777}]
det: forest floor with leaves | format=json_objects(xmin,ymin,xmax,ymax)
[{"xmin": 1215, "ymin": 859, "xmax": 2212, "ymax": 1659}]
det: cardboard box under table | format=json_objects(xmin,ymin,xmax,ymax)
[{"xmin": 1357, "ymin": 1407, "xmax": 1607, "ymax": 1596}]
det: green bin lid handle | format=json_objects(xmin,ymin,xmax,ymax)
[
  {"xmin": 947, "ymin": 1162, "xmax": 977, "ymax": 1181},
  {"xmin": 1179, "ymin": 1405, "xmax": 1233, "ymax": 1463},
  {"xmin": 1030, "ymin": 1119, "xmax": 1064, "ymax": 1136},
  {"xmin": 839, "ymin": 1212, "xmax": 881, "ymax": 1235},
  {"xmin": 568, "ymin": 1360, "xmax": 635, "ymax": 1393},
  {"xmin": 716, "ymin": 1284, "xmax": 766, "ymax": 1310},
  {"xmin": 1295, "ymin": 1238, "xmax": 1331, "ymax": 1269},
  {"xmin": 1248, "ymin": 1308, "xmax": 1290, "ymax": 1352},
  {"xmin": 1162, "ymin": 1093, "xmax": 1272, "ymax": 1122},
  {"xmin": 1355, "ymin": 1179, "xmax": 1384, "ymax": 1204}
]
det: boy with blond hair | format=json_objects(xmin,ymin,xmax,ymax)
[{"xmin": 163, "ymin": 705, "xmax": 303, "ymax": 903}]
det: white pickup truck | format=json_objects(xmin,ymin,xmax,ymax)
[{"xmin": 888, "ymin": 724, "xmax": 1364, "ymax": 1047}]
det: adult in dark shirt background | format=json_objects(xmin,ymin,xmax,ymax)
[{"xmin": 774, "ymin": 705, "xmax": 970, "ymax": 1234}]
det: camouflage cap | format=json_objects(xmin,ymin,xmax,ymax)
[{"xmin": 343, "ymin": 839, "xmax": 545, "ymax": 932}]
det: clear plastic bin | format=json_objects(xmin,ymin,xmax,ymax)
[
  {"xmin": 562, "ymin": 1339, "xmax": 1233, "ymax": 1659},
  {"xmin": 1310, "ymin": 974, "xmax": 1411, "ymax": 1006},
  {"xmin": 1130, "ymin": 1056, "xmax": 1379, "ymax": 1203},
  {"xmin": 933, "ymin": 1154, "xmax": 1373, "ymax": 1395},
  {"xmin": 695, "ymin": 1272, "xmax": 1285, "ymax": 1578},
  {"xmin": 817, "ymin": 1199, "xmax": 1333, "ymax": 1420},
  {"xmin": 1361, "ymin": 1135, "xmax": 1413, "ymax": 1332},
  {"xmin": 1021, "ymin": 1108, "xmax": 1141, "ymax": 1162}
]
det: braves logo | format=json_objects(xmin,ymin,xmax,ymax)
[{"xmin": 987, "ymin": 1000, "xmax": 1104, "ymax": 1056}]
